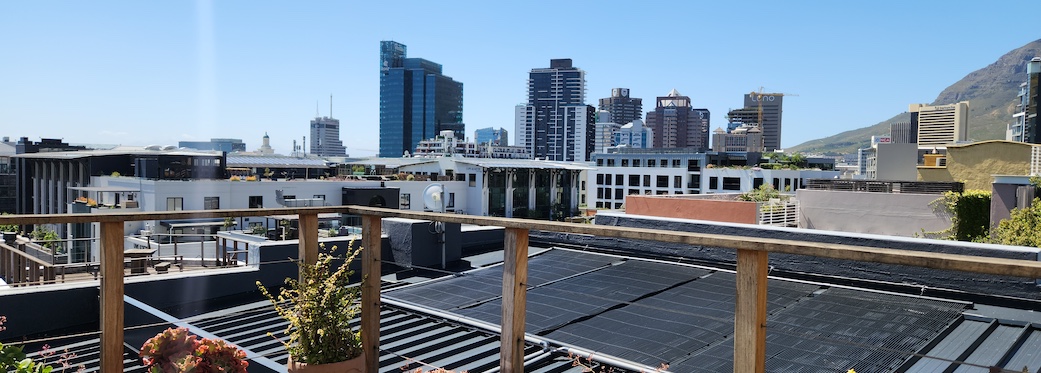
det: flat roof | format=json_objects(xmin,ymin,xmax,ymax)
[{"xmin": 68, "ymin": 186, "xmax": 141, "ymax": 193}]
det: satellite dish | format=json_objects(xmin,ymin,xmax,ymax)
[{"xmin": 423, "ymin": 184, "xmax": 445, "ymax": 212}]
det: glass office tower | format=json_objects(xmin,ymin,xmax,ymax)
[{"xmin": 379, "ymin": 41, "xmax": 464, "ymax": 158}]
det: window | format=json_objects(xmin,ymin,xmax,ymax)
[
  {"xmin": 753, "ymin": 178, "xmax": 764, "ymax": 189},
  {"xmin": 248, "ymin": 196, "xmax": 263, "ymax": 208},
  {"xmin": 643, "ymin": 175, "xmax": 650, "ymax": 187},
  {"xmin": 709, "ymin": 177, "xmax": 719, "ymax": 190},
  {"xmin": 622, "ymin": 159, "xmax": 629, "ymax": 167},
  {"xmin": 283, "ymin": 195, "xmax": 296, "ymax": 200},
  {"xmin": 629, "ymin": 189, "xmax": 639, "ymax": 195},
  {"xmin": 687, "ymin": 160, "xmax": 700, "ymax": 172},
  {"xmin": 656, "ymin": 175, "xmax": 668, "ymax": 188},
  {"xmin": 597, "ymin": 188, "xmax": 604, "ymax": 198},
  {"xmin": 674, "ymin": 176, "xmax": 682, "ymax": 188},
  {"xmin": 615, "ymin": 174, "xmax": 623, "ymax": 185},
  {"xmin": 597, "ymin": 159, "xmax": 604, "ymax": 166},
  {"xmin": 400, "ymin": 193, "xmax": 411, "ymax": 209},
  {"xmin": 597, "ymin": 174, "xmax": 604, "ymax": 184},
  {"xmin": 773, "ymin": 178, "xmax": 780, "ymax": 190},
  {"xmin": 629, "ymin": 175, "xmax": 640, "ymax": 186},
  {"xmin": 581, "ymin": 181, "xmax": 586, "ymax": 190},
  {"xmin": 723, "ymin": 177, "xmax": 741, "ymax": 191},
  {"xmin": 167, "ymin": 197, "xmax": 183, "ymax": 211},
  {"xmin": 672, "ymin": 159, "xmax": 681, "ymax": 168},
  {"xmin": 447, "ymin": 193, "xmax": 455, "ymax": 208},
  {"xmin": 607, "ymin": 159, "xmax": 616, "ymax": 167},
  {"xmin": 690, "ymin": 177, "xmax": 701, "ymax": 189},
  {"xmin": 648, "ymin": 159, "xmax": 656, "ymax": 167},
  {"xmin": 660, "ymin": 159, "xmax": 668, "ymax": 167},
  {"xmin": 605, "ymin": 174, "xmax": 612, "ymax": 185},
  {"xmin": 203, "ymin": 196, "xmax": 219, "ymax": 210},
  {"xmin": 469, "ymin": 174, "xmax": 476, "ymax": 187},
  {"xmin": 313, "ymin": 194, "xmax": 326, "ymax": 200},
  {"xmin": 633, "ymin": 159, "xmax": 641, "ymax": 167},
  {"xmin": 614, "ymin": 188, "xmax": 623, "ymax": 200}
]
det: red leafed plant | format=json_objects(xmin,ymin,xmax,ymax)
[{"xmin": 139, "ymin": 327, "xmax": 248, "ymax": 373}]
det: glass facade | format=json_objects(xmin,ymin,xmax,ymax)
[{"xmin": 379, "ymin": 41, "xmax": 464, "ymax": 157}]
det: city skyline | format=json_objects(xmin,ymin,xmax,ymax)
[{"xmin": 0, "ymin": 1, "xmax": 1037, "ymax": 156}]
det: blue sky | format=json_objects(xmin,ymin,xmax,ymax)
[{"xmin": 1, "ymin": 1, "xmax": 1037, "ymax": 156}]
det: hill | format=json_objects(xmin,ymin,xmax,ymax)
[{"xmin": 789, "ymin": 39, "xmax": 1041, "ymax": 155}]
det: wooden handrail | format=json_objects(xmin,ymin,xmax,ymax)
[{"xmin": 5, "ymin": 205, "xmax": 1041, "ymax": 373}]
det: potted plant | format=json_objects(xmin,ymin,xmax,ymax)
[
  {"xmin": 139, "ymin": 327, "xmax": 248, "ymax": 372},
  {"xmin": 257, "ymin": 244, "xmax": 364, "ymax": 372}
]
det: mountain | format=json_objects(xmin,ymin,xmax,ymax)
[{"xmin": 789, "ymin": 39, "xmax": 1041, "ymax": 155}]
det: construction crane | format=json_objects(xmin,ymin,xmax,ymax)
[{"xmin": 750, "ymin": 87, "xmax": 798, "ymax": 129}]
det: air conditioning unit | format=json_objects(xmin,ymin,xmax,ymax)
[{"xmin": 937, "ymin": 157, "xmax": 947, "ymax": 167}]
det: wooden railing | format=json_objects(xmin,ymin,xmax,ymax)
[{"xmin": 4, "ymin": 206, "xmax": 1041, "ymax": 373}]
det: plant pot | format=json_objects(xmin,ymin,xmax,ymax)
[
  {"xmin": 2, "ymin": 231, "xmax": 15, "ymax": 245},
  {"xmin": 287, "ymin": 352, "xmax": 365, "ymax": 373}
]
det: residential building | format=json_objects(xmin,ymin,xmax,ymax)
[
  {"xmin": 592, "ymin": 110, "xmax": 619, "ymax": 154},
  {"xmin": 598, "ymin": 88, "xmax": 642, "ymax": 128},
  {"xmin": 178, "ymin": 138, "xmax": 246, "ymax": 153},
  {"xmin": 379, "ymin": 40, "xmax": 464, "ymax": 157},
  {"xmin": 412, "ymin": 131, "xmax": 528, "ymax": 159},
  {"xmin": 744, "ymin": 93, "xmax": 784, "ymax": 151},
  {"xmin": 613, "ymin": 119, "xmax": 652, "ymax": 149},
  {"xmin": 473, "ymin": 127, "xmax": 508, "ymax": 146},
  {"xmin": 644, "ymin": 89, "xmax": 710, "ymax": 151},
  {"xmin": 1007, "ymin": 57, "xmax": 1041, "ymax": 143},
  {"xmin": 515, "ymin": 59, "xmax": 594, "ymax": 161},
  {"xmin": 711, "ymin": 124, "xmax": 763, "ymax": 153},
  {"xmin": 910, "ymin": 101, "xmax": 969, "ymax": 146},
  {"xmin": 309, "ymin": 116, "xmax": 347, "ymax": 157}
]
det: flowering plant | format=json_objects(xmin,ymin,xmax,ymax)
[{"xmin": 139, "ymin": 327, "xmax": 248, "ymax": 373}]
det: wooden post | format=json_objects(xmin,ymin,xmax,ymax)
[
  {"xmin": 298, "ymin": 213, "xmax": 319, "ymax": 278},
  {"xmin": 734, "ymin": 249, "xmax": 768, "ymax": 373},
  {"xmin": 99, "ymin": 221, "xmax": 125, "ymax": 373},
  {"xmin": 361, "ymin": 215, "xmax": 382, "ymax": 373},
  {"xmin": 500, "ymin": 228, "xmax": 529, "ymax": 373}
]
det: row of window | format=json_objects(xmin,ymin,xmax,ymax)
[
  {"xmin": 595, "ymin": 188, "xmax": 697, "ymax": 201},
  {"xmin": 165, "ymin": 195, "xmax": 327, "ymax": 211},
  {"xmin": 596, "ymin": 174, "xmax": 685, "ymax": 188},
  {"xmin": 595, "ymin": 158, "xmax": 701, "ymax": 171}
]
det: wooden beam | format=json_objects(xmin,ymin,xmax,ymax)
[
  {"xmin": 361, "ymin": 215, "xmax": 382, "ymax": 373},
  {"xmin": 298, "ymin": 213, "xmax": 319, "ymax": 270},
  {"xmin": 500, "ymin": 228, "xmax": 529, "ymax": 373},
  {"xmin": 734, "ymin": 249, "xmax": 768, "ymax": 373},
  {"xmin": 99, "ymin": 221, "xmax": 125, "ymax": 373}
]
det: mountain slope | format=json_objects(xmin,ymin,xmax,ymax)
[{"xmin": 790, "ymin": 39, "xmax": 1041, "ymax": 154}]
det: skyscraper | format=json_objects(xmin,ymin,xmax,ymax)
[
  {"xmin": 743, "ymin": 93, "xmax": 783, "ymax": 152},
  {"xmin": 474, "ymin": 127, "xmax": 508, "ymax": 146},
  {"xmin": 515, "ymin": 59, "xmax": 594, "ymax": 161},
  {"xmin": 1008, "ymin": 57, "xmax": 1041, "ymax": 143},
  {"xmin": 379, "ymin": 41, "xmax": 464, "ymax": 158},
  {"xmin": 644, "ymin": 89, "xmax": 710, "ymax": 151},
  {"xmin": 599, "ymin": 88, "xmax": 643, "ymax": 128},
  {"xmin": 310, "ymin": 116, "xmax": 346, "ymax": 156}
]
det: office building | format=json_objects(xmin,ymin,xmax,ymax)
[
  {"xmin": 593, "ymin": 110, "xmax": 619, "ymax": 154},
  {"xmin": 911, "ymin": 101, "xmax": 969, "ymax": 146},
  {"xmin": 598, "ymin": 88, "xmax": 642, "ymax": 128},
  {"xmin": 474, "ymin": 127, "xmax": 508, "ymax": 146},
  {"xmin": 179, "ymin": 138, "xmax": 246, "ymax": 153},
  {"xmin": 309, "ymin": 116, "xmax": 347, "ymax": 157},
  {"xmin": 891, "ymin": 122, "xmax": 917, "ymax": 144},
  {"xmin": 644, "ymin": 89, "xmax": 710, "ymax": 151},
  {"xmin": 515, "ymin": 59, "xmax": 594, "ymax": 161},
  {"xmin": 711, "ymin": 124, "xmax": 763, "ymax": 153},
  {"xmin": 1008, "ymin": 57, "xmax": 1041, "ymax": 143},
  {"xmin": 379, "ymin": 41, "xmax": 464, "ymax": 157},
  {"xmin": 744, "ymin": 93, "xmax": 784, "ymax": 152},
  {"xmin": 613, "ymin": 119, "xmax": 652, "ymax": 149}
]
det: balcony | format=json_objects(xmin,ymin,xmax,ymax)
[{"xmin": 3, "ymin": 207, "xmax": 1041, "ymax": 372}]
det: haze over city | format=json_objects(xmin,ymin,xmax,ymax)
[{"xmin": 1, "ymin": 0, "xmax": 1035, "ymax": 156}]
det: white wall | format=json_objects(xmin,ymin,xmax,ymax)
[{"xmin": 797, "ymin": 189, "xmax": 952, "ymax": 237}]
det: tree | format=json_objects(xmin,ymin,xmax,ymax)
[{"xmin": 994, "ymin": 197, "xmax": 1041, "ymax": 247}]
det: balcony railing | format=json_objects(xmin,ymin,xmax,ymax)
[{"xmin": 4, "ymin": 206, "xmax": 1041, "ymax": 373}]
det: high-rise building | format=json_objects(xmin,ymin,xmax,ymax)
[
  {"xmin": 474, "ymin": 127, "xmax": 508, "ymax": 146},
  {"xmin": 613, "ymin": 119, "xmax": 653, "ymax": 148},
  {"xmin": 910, "ymin": 101, "xmax": 969, "ymax": 146},
  {"xmin": 890, "ymin": 122, "xmax": 917, "ymax": 144},
  {"xmin": 599, "ymin": 88, "xmax": 643, "ymax": 128},
  {"xmin": 743, "ymin": 93, "xmax": 783, "ymax": 152},
  {"xmin": 515, "ymin": 59, "xmax": 594, "ymax": 161},
  {"xmin": 309, "ymin": 116, "xmax": 346, "ymax": 156},
  {"xmin": 644, "ymin": 89, "xmax": 709, "ymax": 151},
  {"xmin": 593, "ymin": 110, "xmax": 619, "ymax": 154},
  {"xmin": 379, "ymin": 41, "xmax": 464, "ymax": 157},
  {"xmin": 1008, "ymin": 57, "xmax": 1041, "ymax": 143}
]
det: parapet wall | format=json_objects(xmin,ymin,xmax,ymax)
[{"xmin": 532, "ymin": 212, "xmax": 1041, "ymax": 301}]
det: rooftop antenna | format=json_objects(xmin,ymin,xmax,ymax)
[{"xmin": 329, "ymin": 94, "xmax": 333, "ymax": 118}]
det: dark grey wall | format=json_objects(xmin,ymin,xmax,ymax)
[{"xmin": 532, "ymin": 212, "xmax": 1041, "ymax": 301}]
